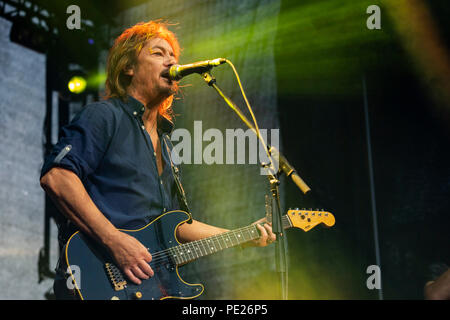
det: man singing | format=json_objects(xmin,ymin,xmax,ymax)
[{"xmin": 40, "ymin": 20, "xmax": 275, "ymax": 300}]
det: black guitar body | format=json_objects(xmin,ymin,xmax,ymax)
[{"xmin": 64, "ymin": 210, "xmax": 204, "ymax": 300}]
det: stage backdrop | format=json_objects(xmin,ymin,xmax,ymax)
[
  {"xmin": 0, "ymin": 17, "xmax": 58, "ymax": 299},
  {"xmin": 107, "ymin": 0, "xmax": 285, "ymax": 299}
]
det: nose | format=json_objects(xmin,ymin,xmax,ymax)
[{"xmin": 165, "ymin": 55, "xmax": 177, "ymax": 67}]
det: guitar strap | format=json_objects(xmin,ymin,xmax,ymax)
[{"xmin": 162, "ymin": 133, "xmax": 193, "ymax": 224}]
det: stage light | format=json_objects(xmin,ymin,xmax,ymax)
[{"xmin": 68, "ymin": 76, "xmax": 87, "ymax": 94}]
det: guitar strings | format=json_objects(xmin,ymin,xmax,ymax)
[
  {"xmin": 145, "ymin": 218, "xmax": 290, "ymax": 267},
  {"xmin": 113, "ymin": 219, "xmax": 291, "ymax": 279},
  {"xmin": 146, "ymin": 222, "xmax": 276, "ymax": 267},
  {"xmin": 146, "ymin": 224, "xmax": 259, "ymax": 265},
  {"xmin": 147, "ymin": 216, "xmax": 291, "ymax": 264}
]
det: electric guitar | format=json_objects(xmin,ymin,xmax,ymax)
[{"xmin": 64, "ymin": 209, "xmax": 335, "ymax": 300}]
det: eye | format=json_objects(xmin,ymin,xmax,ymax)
[{"xmin": 150, "ymin": 49, "xmax": 163, "ymax": 56}]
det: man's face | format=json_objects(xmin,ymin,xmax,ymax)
[{"xmin": 127, "ymin": 37, "xmax": 178, "ymax": 103}]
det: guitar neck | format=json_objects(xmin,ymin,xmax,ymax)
[{"xmin": 169, "ymin": 215, "xmax": 292, "ymax": 265}]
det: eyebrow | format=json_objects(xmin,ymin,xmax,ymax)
[{"xmin": 151, "ymin": 45, "xmax": 175, "ymax": 57}]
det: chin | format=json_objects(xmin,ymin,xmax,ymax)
[{"xmin": 164, "ymin": 83, "xmax": 178, "ymax": 95}]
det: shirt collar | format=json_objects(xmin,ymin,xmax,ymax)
[{"xmin": 124, "ymin": 95, "xmax": 175, "ymax": 135}]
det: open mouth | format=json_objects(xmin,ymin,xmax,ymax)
[{"xmin": 160, "ymin": 70, "xmax": 172, "ymax": 82}]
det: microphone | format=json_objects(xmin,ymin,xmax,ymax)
[
  {"xmin": 169, "ymin": 58, "xmax": 226, "ymax": 80},
  {"xmin": 269, "ymin": 146, "xmax": 311, "ymax": 194}
]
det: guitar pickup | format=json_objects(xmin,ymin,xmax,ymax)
[{"xmin": 105, "ymin": 263, "xmax": 127, "ymax": 291}]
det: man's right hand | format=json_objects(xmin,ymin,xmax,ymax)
[{"xmin": 105, "ymin": 231, "xmax": 154, "ymax": 285}]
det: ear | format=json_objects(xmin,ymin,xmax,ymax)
[{"xmin": 123, "ymin": 65, "xmax": 134, "ymax": 77}]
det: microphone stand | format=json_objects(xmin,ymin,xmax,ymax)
[
  {"xmin": 267, "ymin": 169, "xmax": 289, "ymax": 300},
  {"xmin": 200, "ymin": 71, "xmax": 309, "ymax": 300}
]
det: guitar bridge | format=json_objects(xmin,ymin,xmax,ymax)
[{"xmin": 105, "ymin": 263, "xmax": 127, "ymax": 291}]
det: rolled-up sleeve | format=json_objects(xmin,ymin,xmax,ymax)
[{"xmin": 40, "ymin": 102, "xmax": 117, "ymax": 182}]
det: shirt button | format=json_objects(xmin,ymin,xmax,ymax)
[
  {"xmin": 141, "ymin": 125, "xmax": 145, "ymax": 130},
  {"xmin": 163, "ymin": 207, "xmax": 166, "ymax": 212},
  {"xmin": 160, "ymin": 180, "xmax": 163, "ymax": 185},
  {"xmin": 153, "ymin": 151, "xmax": 156, "ymax": 157},
  {"xmin": 133, "ymin": 111, "xmax": 137, "ymax": 116}
]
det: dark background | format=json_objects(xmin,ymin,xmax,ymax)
[{"xmin": 276, "ymin": 0, "xmax": 450, "ymax": 299}]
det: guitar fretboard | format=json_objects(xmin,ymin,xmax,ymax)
[{"xmin": 166, "ymin": 215, "xmax": 292, "ymax": 265}]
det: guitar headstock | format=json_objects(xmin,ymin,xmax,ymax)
[{"xmin": 286, "ymin": 209, "xmax": 335, "ymax": 232}]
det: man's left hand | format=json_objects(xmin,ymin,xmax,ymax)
[{"xmin": 243, "ymin": 218, "xmax": 276, "ymax": 248}]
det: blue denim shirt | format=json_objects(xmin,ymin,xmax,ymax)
[{"xmin": 41, "ymin": 95, "xmax": 183, "ymax": 231}]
